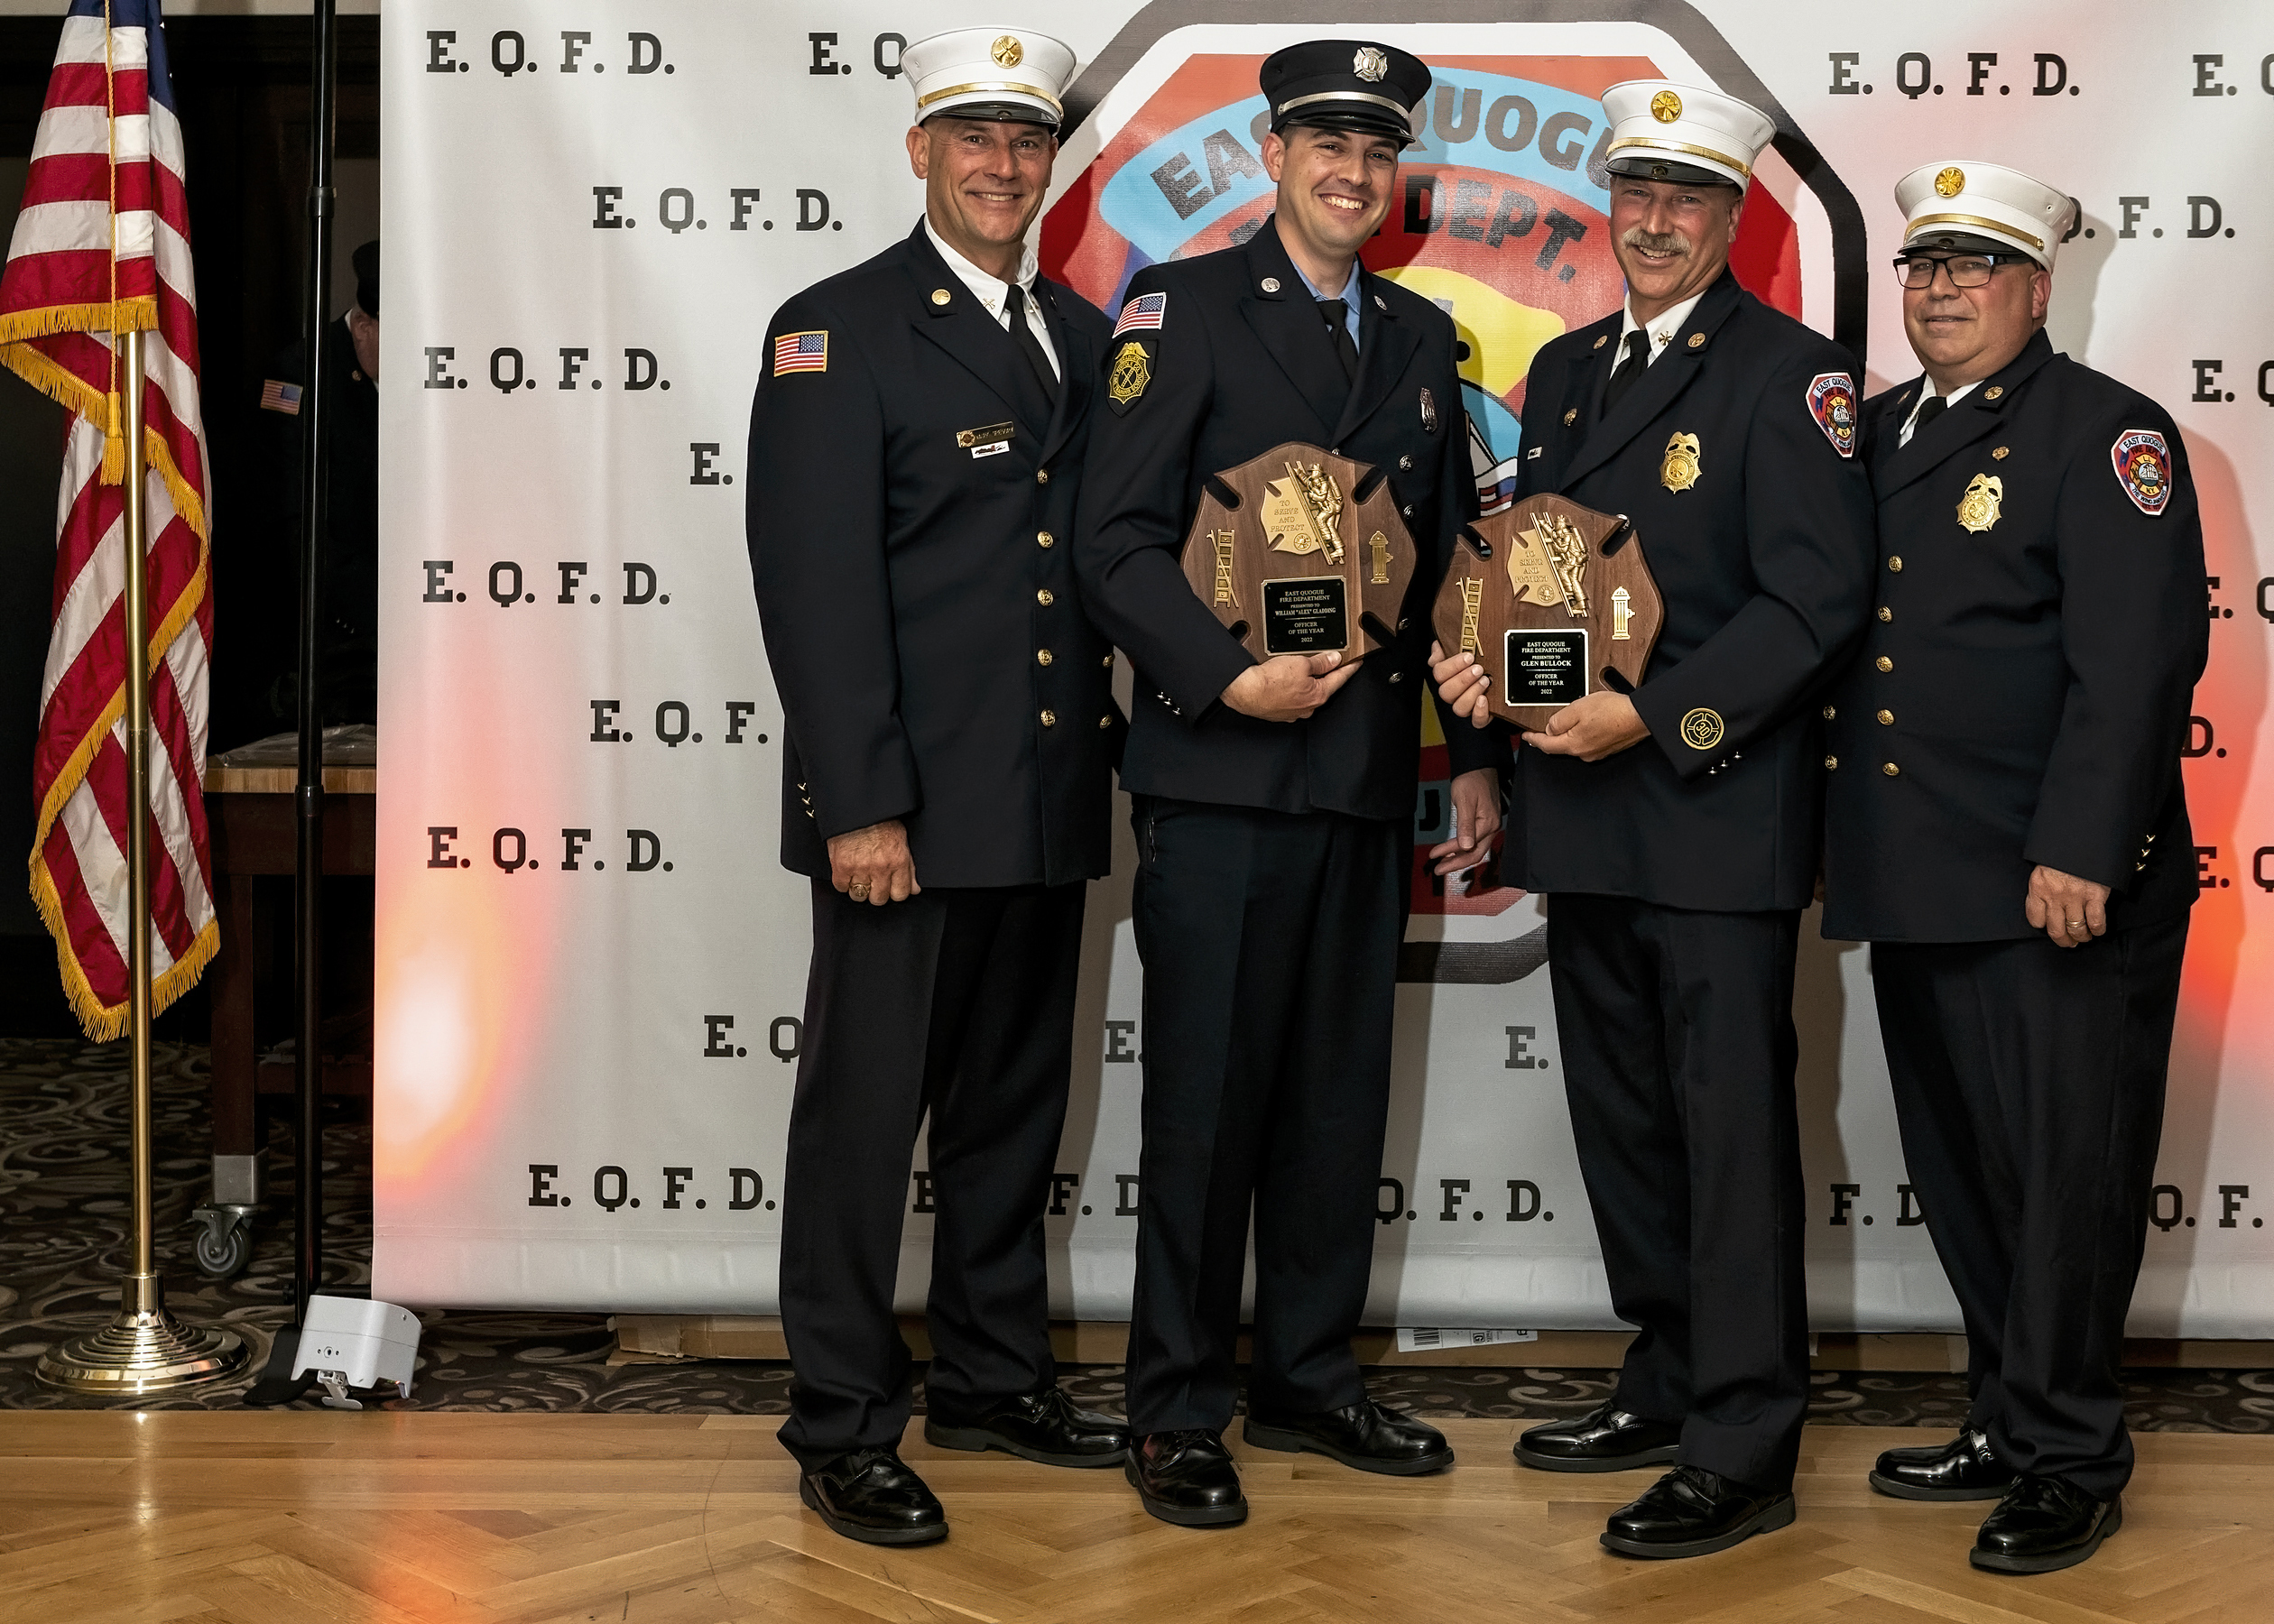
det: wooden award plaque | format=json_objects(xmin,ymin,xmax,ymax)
[
  {"xmin": 1179, "ymin": 442, "xmax": 1417, "ymax": 664},
  {"xmin": 1430, "ymin": 494, "xmax": 1664, "ymax": 727}
]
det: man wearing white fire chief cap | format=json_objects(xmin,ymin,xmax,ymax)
[
  {"xmin": 1433, "ymin": 78, "xmax": 1874, "ymax": 1557},
  {"xmin": 748, "ymin": 25, "xmax": 1125, "ymax": 1549},
  {"xmin": 1821, "ymin": 161, "xmax": 2205, "ymax": 1575}
]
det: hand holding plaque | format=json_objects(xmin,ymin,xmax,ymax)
[
  {"xmin": 1179, "ymin": 442, "xmax": 1416, "ymax": 665},
  {"xmin": 1430, "ymin": 495, "xmax": 1664, "ymax": 727}
]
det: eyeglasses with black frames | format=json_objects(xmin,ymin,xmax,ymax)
[{"xmin": 1893, "ymin": 253, "xmax": 2025, "ymax": 290}]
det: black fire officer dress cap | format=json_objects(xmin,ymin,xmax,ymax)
[{"xmin": 1260, "ymin": 41, "xmax": 1430, "ymax": 148}]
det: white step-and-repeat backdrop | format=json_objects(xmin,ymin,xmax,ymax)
[{"xmin": 374, "ymin": 0, "xmax": 2274, "ymax": 1335}]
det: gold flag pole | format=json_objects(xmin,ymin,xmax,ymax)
[{"xmin": 38, "ymin": 329, "xmax": 249, "ymax": 1395}]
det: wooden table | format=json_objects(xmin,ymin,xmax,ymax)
[{"xmin": 195, "ymin": 731, "xmax": 375, "ymax": 1272}]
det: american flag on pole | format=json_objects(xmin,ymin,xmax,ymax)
[{"xmin": 0, "ymin": 0, "xmax": 217, "ymax": 1039}]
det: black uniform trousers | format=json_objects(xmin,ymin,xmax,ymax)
[
  {"xmin": 1125, "ymin": 797, "xmax": 1402, "ymax": 1435},
  {"xmin": 1871, "ymin": 915, "xmax": 2187, "ymax": 1499},
  {"xmin": 776, "ymin": 879, "xmax": 1086, "ymax": 1469},
  {"xmin": 1546, "ymin": 894, "xmax": 1810, "ymax": 1493}
]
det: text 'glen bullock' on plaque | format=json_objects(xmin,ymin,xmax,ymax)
[{"xmin": 1179, "ymin": 442, "xmax": 1417, "ymax": 665}]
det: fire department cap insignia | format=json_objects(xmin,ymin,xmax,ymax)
[
  {"xmin": 1807, "ymin": 373, "xmax": 1858, "ymax": 458},
  {"xmin": 2112, "ymin": 428, "xmax": 2171, "ymax": 516}
]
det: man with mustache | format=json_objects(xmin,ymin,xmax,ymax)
[
  {"xmin": 1434, "ymin": 80, "xmax": 1874, "ymax": 1556},
  {"xmin": 1075, "ymin": 40, "xmax": 1504, "ymax": 1527},
  {"xmin": 746, "ymin": 28, "xmax": 1126, "ymax": 1547},
  {"xmin": 1822, "ymin": 162, "xmax": 2205, "ymax": 1574}
]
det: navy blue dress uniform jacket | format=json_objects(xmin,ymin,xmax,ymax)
[
  {"xmin": 1821, "ymin": 330, "xmax": 2207, "ymax": 942},
  {"xmin": 1072, "ymin": 217, "xmax": 1506, "ymax": 821},
  {"xmin": 746, "ymin": 221, "xmax": 1123, "ymax": 889},
  {"xmin": 1508, "ymin": 272, "xmax": 1876, "ymax": 911}
]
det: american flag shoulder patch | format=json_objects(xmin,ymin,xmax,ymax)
[
  {"xmin": 259, "ymin": 379, "xmax": 302, "ymax": 415},
  {"xmin": 1112, "ymin": 292, "xmax": 1167, "ymax": 337},
  {"xmin": 772, "ymin": 330, "xmax": 828, "ymax": 375}
]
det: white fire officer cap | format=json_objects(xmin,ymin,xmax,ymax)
[
  {"xmin": 1894, "ymin": 160, "xmax": 2075, "ymax": 270},
  {"xmin": 1599, "ymin": 79, "xmax": 1776, "ymax": 189},
  {"xmin": 901, "ymin": 28, "xmax": 1077, "ymax": 130}
]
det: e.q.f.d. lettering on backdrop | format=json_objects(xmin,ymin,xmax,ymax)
[{"xmin": 374, "ymin": 0, "xmax": 2274, "ymax": 1334}]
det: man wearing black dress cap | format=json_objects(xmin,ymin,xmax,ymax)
[{"xmin": 1076, "ymin": 39, "xmax": 1504, "ymax": 1527}]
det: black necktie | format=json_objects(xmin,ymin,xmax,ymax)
[
  {"xmin": 1317, "ymin": 297, "xmax": 1359, "ymax": 382},
  {"xmin": 1909, "ymin": 394, "xmax": 1946, "ymax": 441},
  {"xmin": 1599, "ymin": 329, "xmax": 1652, "ymax": 418},
  {"xmin": 1003, "ymin": 283, "xmax": 1058, "ymax": 404}
]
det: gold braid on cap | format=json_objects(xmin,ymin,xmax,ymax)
[{"xmin": 1604, "ymin": 135, "xmax": 1751, "ymax": 180}]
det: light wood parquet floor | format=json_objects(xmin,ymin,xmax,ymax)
[{"xmin": 1, "ymin": 1415, "xmax": 2268, "ymax": 1624}]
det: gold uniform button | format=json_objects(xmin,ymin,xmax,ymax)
[
  {"xmin": 1036, "ymin": 468, "xmax": 1049, "ymax": 484},
  {"xmin": 1102, "ymin": 652, "xmax": 1114, "ymax": 668},
  {"xmin": 1875, "ymin": 655, "xmax": 1893, "ymax": 672},
  {"xmin": 1888, "ymin": 556, "xmax": 1903, "ymax": 572},
  {"xmin": 1821, "ymin": 706, "xmax": 1836, "ymax": 720},
  {"xmin": 1036, "ymin": 649, "xmax": 1054, "ymax": 666},
  {"xmin": 1040, "ymin": 710, "xmax": 1056, "ymax": 727},
  {"xmin": 1036, "ymin": 588, "xmax": 1054, "ymax": 605},
  {"xmin": 1878, "ymin": 605, "xmax": 1893, "ymax": 623},
  {"xmin": 930, "ymin": 288, "xmax": 952, "ymax": 306},
  {"xmin": 1037, "ymin": 530, "xmax": 1055, "ymax": 548},
  {"xmin": 1824, "ymin": 755, "xmax": 1838, "ymax": 770},
  {"xmin": 1984, "ymin": 385, "xmax": 2004, "ymax": 401},
  {"xmin": 1563, "ymin": 407, "xmax": 1578, "ymax": 426},
  {"xmin": 1882, "ymin": 761, "xmax": 1900, "ymax": 777},
  {"xmin": 1876, "ymin": 709, "xmax": 1894, "ymax": 725},
  {"xmin": 1097, "ymin": 715, "xmax": 1112, "ymax": 729}
]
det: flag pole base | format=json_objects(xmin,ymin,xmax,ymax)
[{"xmin": 35, "ymin": 1272, "xmax": 250, "ymax": 1395}]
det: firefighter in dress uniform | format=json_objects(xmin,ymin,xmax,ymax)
[
  {"xmin": 1822, "ymin": 161, "xmax": 2206, "ymax": 1576},
  {"xmin": 744, "ymin": 29, "xmax": 1128, "ymax": 1548},
  {"xmin": 1435, "ymin": 81, "xmax": 1877, "ymax": 1558},
  {"xmin": 1073, "ymin": 41, "xmax": 1509, "ymax": 1527}
]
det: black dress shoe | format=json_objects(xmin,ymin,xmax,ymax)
[
  {"xmin": 1244, "ymin": 1399, "xmax": 1455, "ymax": 1476},
  {"xmin": 1869, "ymin": 1427, "xmax": 2015, "ymax": 1501},
  {"xmin": 1125, "ymin": 1429, "xmax": 1247, "ymax": 1527},
  {"xmin": 798, "ymin": 1446, "xmax": 947, "ymax": 1546},
  {"xmin": 1971, "ymin": 1474, "xmax": 2121, "ymax": 1573},
  {"xmin": 926, "ymin": 1384, "xmax": 1130, "ymax": 1467},
  {"xmin": 1515, "ymin": 1400, "xmax": 1682, "ymax": 1472},
  {"xmin": 1600, "ymin": 1464, "xmax": 1796, "ymax": 1559}
]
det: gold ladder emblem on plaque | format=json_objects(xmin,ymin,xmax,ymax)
[
  {"xmin": 1458, "ymin": 577, "xmax": 1484, "ymax": 656},
  {"xmin": 1210, "ymin": 529, "xmax": 1239, "ymax": 606}
]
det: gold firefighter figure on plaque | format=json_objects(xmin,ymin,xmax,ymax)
[
  {"xmin": 1262, "ymin": 459, "xmax": 1345, "ymax": 565},
  {"xmin": 1532, "ymin": 507, "xmax": 1590, "ymax": 616}
]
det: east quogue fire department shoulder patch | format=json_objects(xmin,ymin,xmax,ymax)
[
  {"xmin": 1807, "ymin": 373, "xmax": 1858, "ymax": 458},
  {"xmin": 2111, "ymin": 428, "xmax": 2172, "ymax": 516}
]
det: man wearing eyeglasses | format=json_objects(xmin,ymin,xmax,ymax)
[{"xmin": 1820, "ymin": 161, "xmax": 2207, "ymax": 1575}]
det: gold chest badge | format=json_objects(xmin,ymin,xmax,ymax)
[
  {"xmin": 1107, "ymin": 340, "xmax": 1151, "ymax": 406},
  {"xmin": 1956, "ymin": 472, "xmax": 2003, "ymax": 533},
  {"xmin": 1659, "ymin": 431, "xmax": 1702, "ymax": 493}
]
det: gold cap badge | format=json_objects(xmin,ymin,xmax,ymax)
[
  {"xmin": 1650, "ymin": 89, "xmax": 1683, "ymax": 124},
  {"xmin": 1934, "ymin": 166, "xmax": 1965, "ymax": 198},
  {"xmin": 990, "ymin": 34, "xmax": 1023, "ymax": 68}
]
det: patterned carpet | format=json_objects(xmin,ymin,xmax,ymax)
[{"xmin": 3, "ymin": 1038, "xmax": 2270, "ymax": 1431}]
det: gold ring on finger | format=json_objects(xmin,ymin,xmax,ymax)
[{"xmin": 849, "ymin": 881, "xmax": 871, "ymax": 900}]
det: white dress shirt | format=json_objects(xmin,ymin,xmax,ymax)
[
  {"xmin": 1899, "ymin": 379, "xmax": 1981, "ymax": 447},
  {"xmin": 1613, "ymin": 289, "xmax": 1708, "ymax": 374},
  {"xmin": 924, "ymin": 217, "xmax": 1059, "ymax": 379}
]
